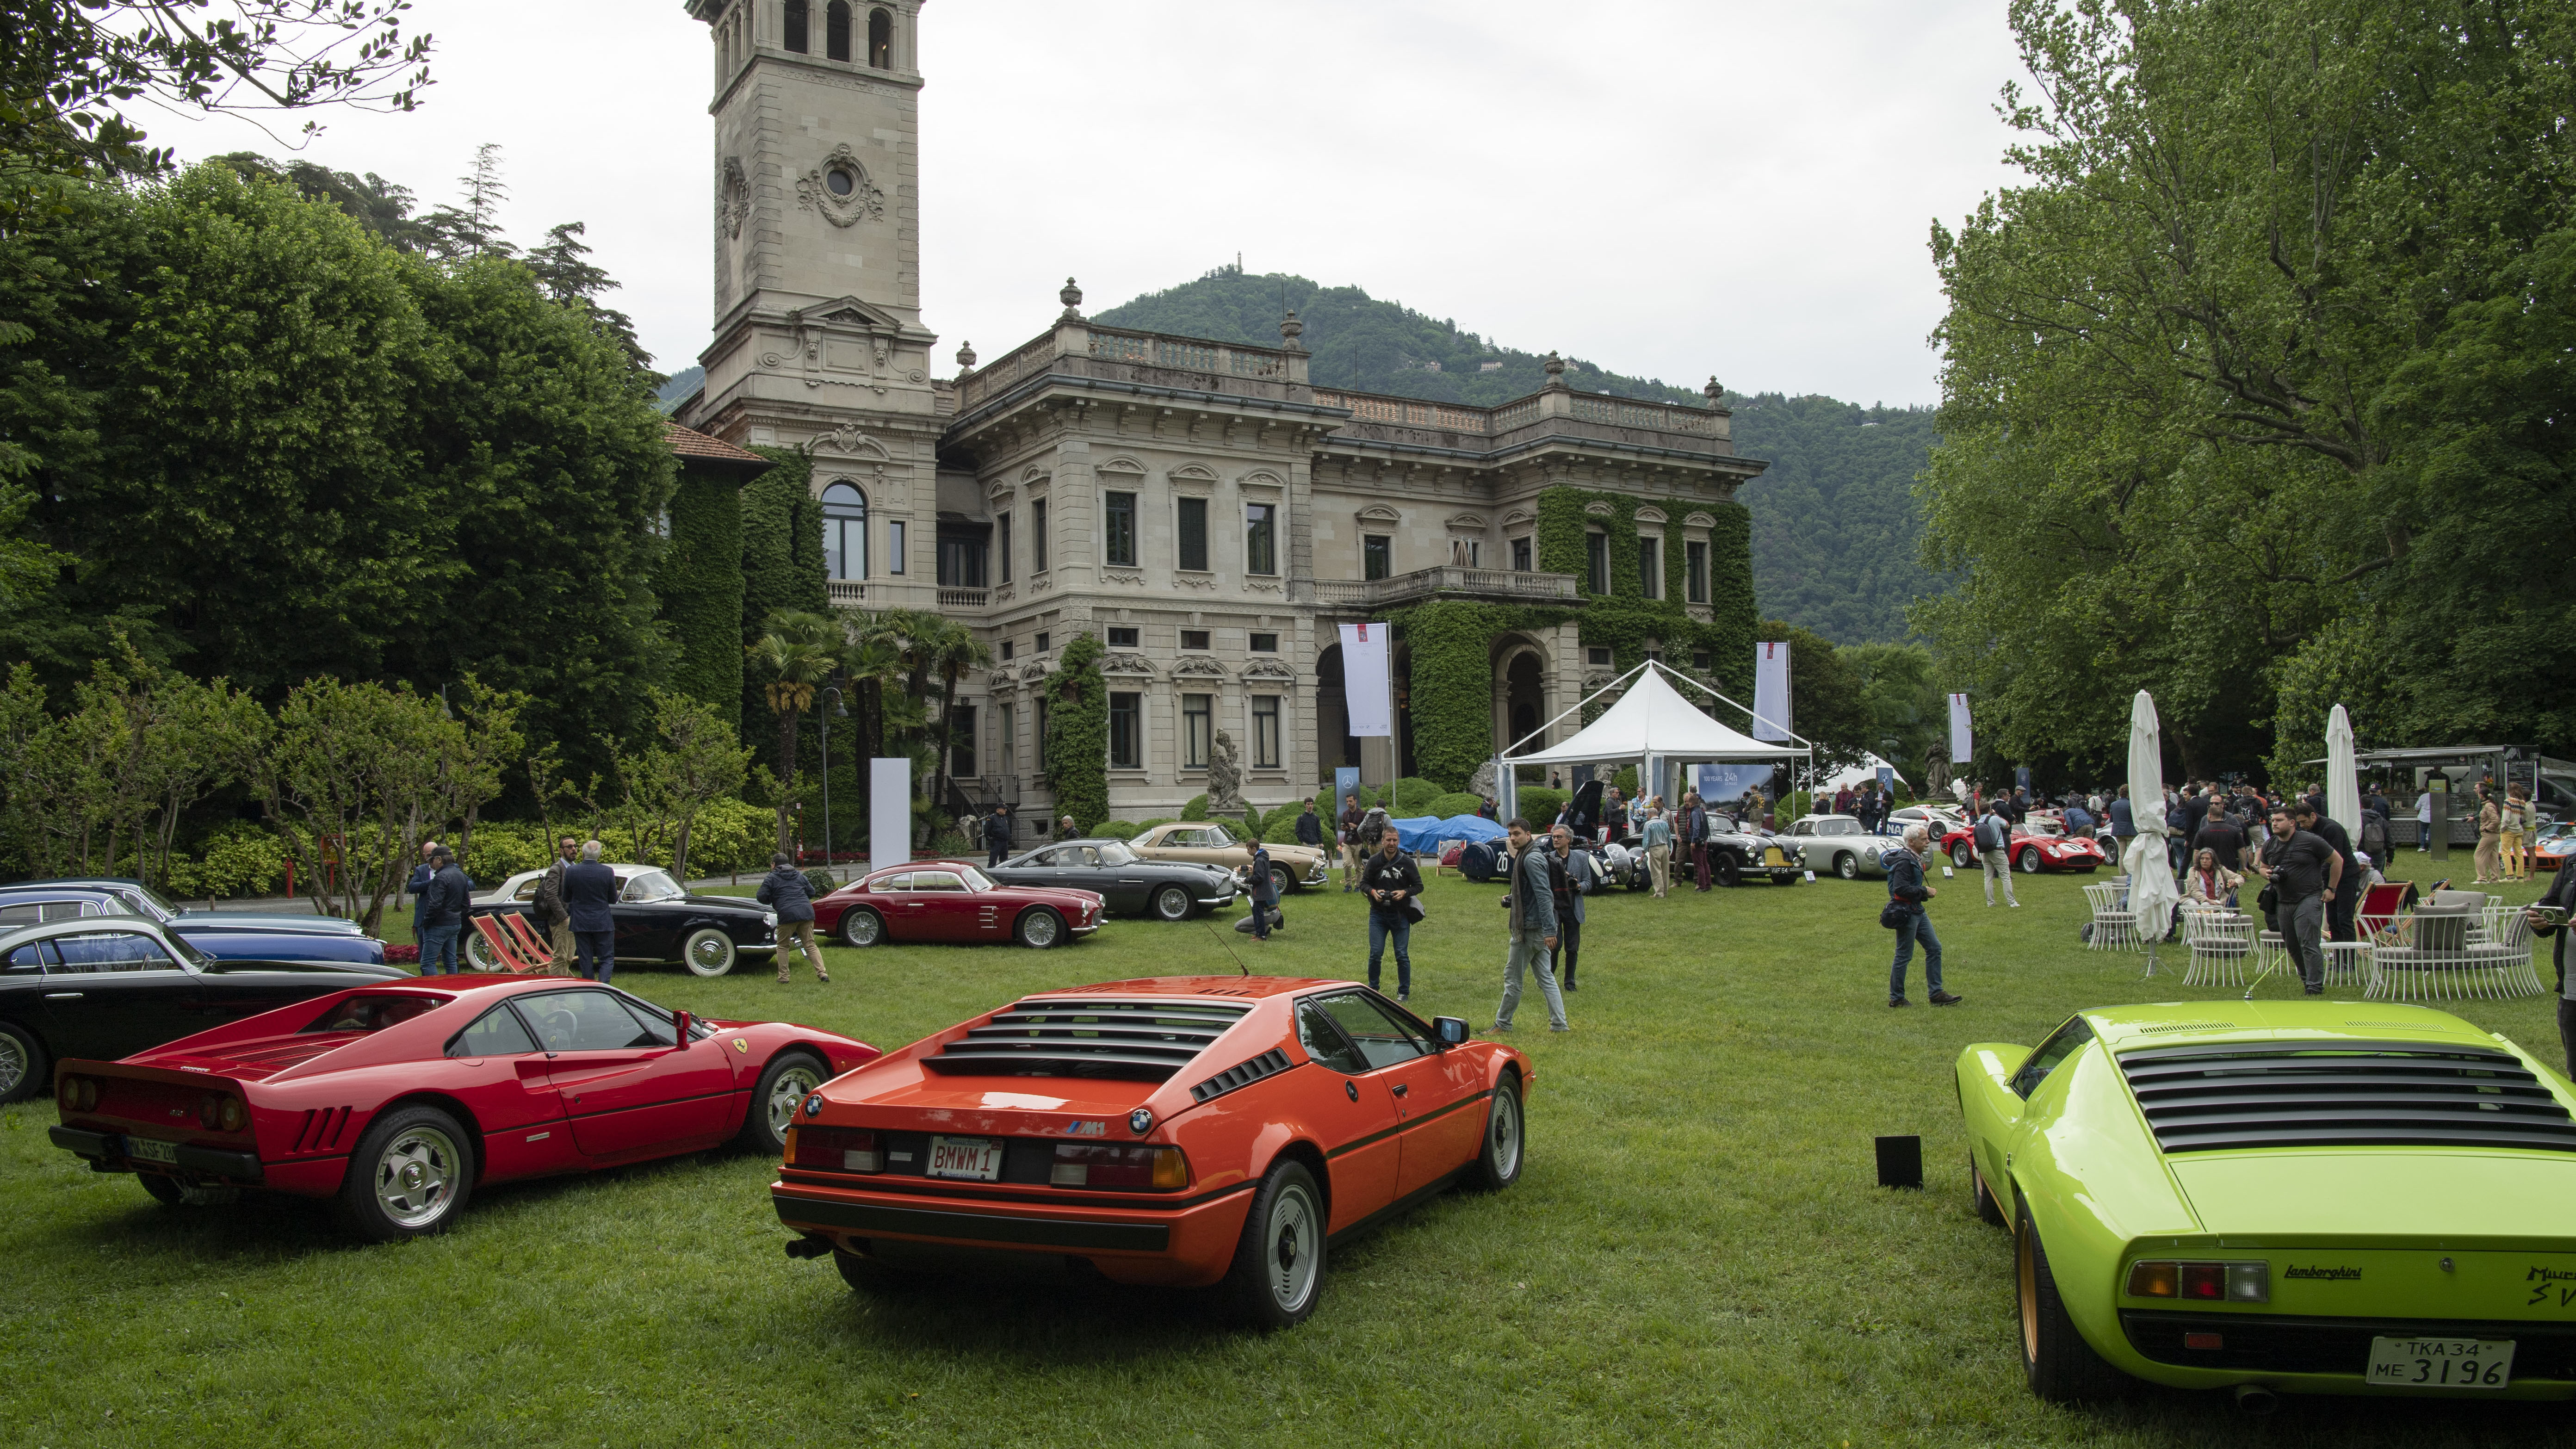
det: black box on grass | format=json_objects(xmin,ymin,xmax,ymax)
[{"xmin": 1875, "ymin": 1134, "xmax": 1923, "ymax": 1189}]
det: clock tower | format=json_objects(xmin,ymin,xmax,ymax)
[{"xmin": 681, "ymin": 0, "xmax": 940, "ymax": 606}]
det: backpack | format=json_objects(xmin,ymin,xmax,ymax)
[{"xmin": 1977, "ymin": 813, "xmax": 2007, "ymax": 852}]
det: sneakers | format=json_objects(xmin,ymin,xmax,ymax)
[
  {"xmin": 1929, "ymin": 991, "xmax": 1963, "ymax": 1006},
  {"xmin": 1889, "ymin": 997, "xmax": 1911, "ymax": 1008},
  {"xmin": 1490, "ymin": 1022, "xmax": 1513, "ymax": 1033},
  {"xmin": 2304, "ymin": 985, "xmax": 2325, "ymax": 996},
  {"xmin": 1395, "ymin": 992, "xmax": 1408, "ymax": 1004},
  {"xmin": 2008, "ymin": 902, "xmax": 2020, "ymax": 909},
  {"xmin": 1549, "ymin": 1023, "xmax": 1573, "ymax": 1033},
  {"xmin": 1563, "ymin": 979, "xmax": 1579, "ymax": 992}
]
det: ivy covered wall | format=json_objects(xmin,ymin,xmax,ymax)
[
  {"xmin": 656, "ymin": 464, "xmax": 746, "ymax": 731},
  {"xmin": 740, "ymin": 445, "xmax": 830, "ymax": 731},
  {"xmin": 1044, "ymin": 632, "xmax": 1110, "ymax": 830},
  {"xmin": 1395, "ymin": 486, "xmax": 1759, "ymax": 790}
]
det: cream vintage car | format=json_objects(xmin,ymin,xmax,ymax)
[{"xmin": 1127, "ymin": 820, "xmax": 1331, "ymax": 896}]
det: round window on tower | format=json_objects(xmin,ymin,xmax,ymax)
[{"xmin": 826, "ymin": 168, "xmax": 855, "ymax": 198}]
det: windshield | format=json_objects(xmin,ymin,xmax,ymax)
[
  {"xmin": 110, "ymin": 886, "xmax": 179, "ymax": 923},
  {"xmin": 2021, "ymin": 819, "xmax": 2063, "ymax": 838},
  {"xmin": 1095, "ymin": 842, "xmax": 1138, "ymax": 866},
  {"xmin": 953, "ymin": 864, "xmax": 994, "ymax": 891},
  {"xmin": 623, "ymin": 870, "xmax": 685, "ymax": 902}
]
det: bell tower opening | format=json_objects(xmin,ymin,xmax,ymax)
[
  {"xmin": 785, "ymin": 0, "xmax": 807, "ymax": 52},
  {"xmin": 868, "ymin": 7, "xmax": 893, "ymax": 68},
  {"xmin": 826, "ymin": 0, "xmax": 852, "ymax": 61}
]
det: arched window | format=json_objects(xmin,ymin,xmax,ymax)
[
  {"xmin": 822, "ymin": 482, "xmax": 867, "ymax": 580},
  {"xmin": 784, "ymin": 0, "xmax": 808, "ymax": 53},
  {"xmin": 867, "ymin": 7, "xmax": 892, "ymax": 68},
  {"xmin": 825, "ymin": 0, "xmax": 852, "ymax": 61}
]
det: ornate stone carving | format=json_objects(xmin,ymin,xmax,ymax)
[
  {"xmin": 1245, "ymin": 660, "xmax": 1296, "ymax": 681},
  {"xmin": 815, "ymin": 421, "xmax": 890, "ymax": 459},
  {"xmin": 1059, "ymin": 276, "xmax": 1084, "ymax": 321},
  {"xmin": 1102, "ymin": 569, "xmax": 1145, "ymax": 586},
  {"xmin": 1174, "ymin": 657, "xmax": 1226, "ymax": 677},
  {"xmin": 1245, "ymin": 580, "xmax": 1284, "ymax": 594},
  {"xmin": 1175, "ymin": 573, "xmax": 1217, "ymax": 590},
  {"xmin": 1206, "ymin": 731, "xmax": 1243, "ymax": 816},
  {"xmin": 1279, "ymin": 309, "xmax": 1305, "ymax": 352},
  {"xmin": 1102, "ymin": 652, "xmax": 1155, "ymax": 676},
  {"xmin": 718, "ymin": 157, "xmax": 751, "ymax": 240},
  {"xmin": 796, "ymin": 144, "xmax": 886, "ymax": 227},
  {"xmin": 1468, "ymin": 758, "xmax": 1499, "ymax": 801}
]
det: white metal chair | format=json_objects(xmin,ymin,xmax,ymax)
[
  {"xmin": 2084, "ymin": 881, "xmax": 2137, "ymax": 952},
  {"xmin": 2181, "ymin": 911, "xmax": 2254, "ymax": 988},
  {"xmin": 2366, "ymin": 903, "xmax": 2540, "ymax": 1002}
]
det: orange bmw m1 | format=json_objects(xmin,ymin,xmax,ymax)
[{"xmin": 773, "ymin": 976, "xmax": 1532, "ymax": 1327}]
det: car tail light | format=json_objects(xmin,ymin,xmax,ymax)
[
  {"xmin": 217, "ymin": 1096, "xmax": 246, "ymax": 1132},
  {"xmin": 198, "ymin": 1093, "xmax": 246, "ymax": 1131},
  {"xmin": 1050, "ymin": 1143, "xmax": 1188, "ymax": 1190},
  {"xmin": 788, "ymin": 1126, "xmax": 880, "ymax": 1173},
  {"xmin": 62, "ymin": 1076, "xmax": 97, "ymax": 1112},
  {"xmin": 2127, "ymin": 1260, "xmax": 2267, "ymax": 1302}
]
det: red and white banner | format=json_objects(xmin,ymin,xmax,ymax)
[{"xmin": 1751, "ymin": 641, "xmax": 1793, "ymax": 742}]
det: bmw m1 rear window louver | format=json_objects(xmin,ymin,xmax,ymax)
[
  {"xmin": 2118, "ymin": 1041, "xmax": 2576, "ymax": 1154},
  {"xmin": 1190, "ymin": 1048, "xmax": 1292, "ymax": 1104},
  {"xmin": 923, "ymin": 998, "xmax": 1251, "ymax": 1081}
]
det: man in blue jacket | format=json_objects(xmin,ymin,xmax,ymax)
[
  {"xmin": 1886, "ymin": 824, "xmax": 1962, "ymax": 1008},
  {"xmin": 415, "ymin": 846, "xmax": 471, "ymax": 976},
  {"xmin": 757, "ymin": 852, "xmax": 829, "ymax": 985},
  {"xmin": 982, "ymin": 806, "xmax": 1013, "ymax": 867},
  {"xmin": 562, "ymin": 840, "xmax": 620, "ymax": 983},
  {"xmin": 1493, "ymin": 819, "xmax": 1568, "ymax": 1033}
]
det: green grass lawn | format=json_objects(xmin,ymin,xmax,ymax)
[{"xmin": 3, "ymin": 849, "xmax": 2565, "ymax": 1447}]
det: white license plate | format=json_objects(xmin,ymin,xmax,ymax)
[
  {"xmin": 124, "ymin": 1136, "xmax": 178, "ymax": 1164},
  {"xmin": 925, "ymin": 1135, "xmax": 1003, "ymax": 1181},
  {"xmin": 2366, "ymin": 1336, "xmax": 2514, "ymax": 1390}
]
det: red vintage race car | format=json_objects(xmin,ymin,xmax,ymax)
[
  {"xmin": 1942, "ymin": 816, "xmax": 2107, "ymax": 874},
  {"xmin": 48, "ymin": 976, "xmax": 877, "ymax": 1239},
  {"xmin": 812, "ymin": 860, "xmax": 1103, "ymax": 950},
  {"xmin": 773, "ymin": 976, "xmax": 1532, "ymax": 1328}
]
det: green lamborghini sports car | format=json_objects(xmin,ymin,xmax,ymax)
[{"xmin": 1958, "ymin": 1000, "xmax": 2576, "ymax": 1406}]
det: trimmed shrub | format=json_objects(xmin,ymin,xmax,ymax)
[
  {"xmin": 1261, "ymin": 811, "xmax": 1304, "ymax": 845},
  {"xmin": 1514, "ymin": 787, "xmax": 1567, "ymax": 826},
  {"xmin": 802, "ymin": 868, "xmax": 836, "ymax": 898},
  {"xmin": 1180, "ymin": 794, "xmax": 1209, "ymax": 821},
  {"xmin": 164, "ymin": 820, "xmax": 290, "ymax": 900},
  {"xmin": 1131, "ymin": 818, "xmax": 1176, "ymax": 835},
  {"xmin": 1427, "ymin": 792, "xmax": 1483, "ymax": 819},
  {"xmin": 1393, "ymin": 777, "xmax": 1441, "ymax": 814},
  {"xmin": 1097, "ymin": 820, "xmax": 1140, "ymax": 840}
]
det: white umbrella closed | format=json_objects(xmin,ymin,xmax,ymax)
[
  {"xmin": 2124, "ymin": 690, "xmax": 2181, "ymax": 963},
  {"xmin": 2327, "ymin": 704, "xmax": 2361, "ymax": 842}
]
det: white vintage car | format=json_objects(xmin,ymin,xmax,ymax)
[{"xmin": 1785, "ymin": 814, "xmax": 1902, "ymax": 879}]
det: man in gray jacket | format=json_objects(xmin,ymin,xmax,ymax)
[{"xmin": 1493, "ymin": 819, "xmax": 1569, "ymax": 1033}]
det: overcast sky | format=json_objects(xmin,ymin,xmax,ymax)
[{"xmin": 154, "ymin": 0, "xmax": 2027, "ymax": 408}]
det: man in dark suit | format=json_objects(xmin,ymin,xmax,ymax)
[
  {"xmin": 562, "ymin": 840, "xmax": 620, "ymax": 983},
  {"xmin": 983, "ymin": 805, "xmax": 1013, "ymax": 867}
]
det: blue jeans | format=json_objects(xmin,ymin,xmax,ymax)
[
  {"xmin": 1368, "ymin": 911, "xmax": 1411, "ymax": 995},
  {"xmin": 1889, "ymin": 910, "xmax": 1943, "ymax": 999},
  {"xmin": 417, "ymin": 923, "xmax": 459, "ymax": 976},
  {"xmin": 574, "ymin": 929, "xmax": 616, "ymax": 983}
]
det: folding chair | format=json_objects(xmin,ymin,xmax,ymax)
[
  {"xmin": 469, "ymin": 914, "xmax": 548, "ymax": 975},
  {"xmin": 502, "ymin": 911, "xmax": 562, "ymax": 973},
  {"xmin": 2355, "ymin": 882, "xmax": 2415, "ymax": 945}
]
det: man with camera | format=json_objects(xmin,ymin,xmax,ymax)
[
  {"xmin": 2248, "ymin": 806, "xmax": 2339, "ymax": 995},
  {"xmin": 1358, "ymin": 824, "xmax": 1423, "ymax": 1002},
  {"xmin": 1492, "ymin": 819, "xmax": 1568, "ymax": 1034}
]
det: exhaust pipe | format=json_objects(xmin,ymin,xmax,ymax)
[
  {"xmin": 2232, "ymin": 1384, "xmax": 2279, "ymax": 1415},
  {"xmin": 783, "ymin": 1235, "xmax": 833, "ymax": 1260}
]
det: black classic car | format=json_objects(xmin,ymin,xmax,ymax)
[
  {"xmin": 984, "ymin": 838, "xmax": 1242, "ymax": 921},
  {"xmin": 0, "ymin": 915, "xmax": 408, "ymax": 1102},
  {"xmin": 467, "ymin": 864, "xmax": 778, "ymax": 977},
  {"xmin": 0, "ymin": 880, "xmax": 389, "ymax": 966},
  {"xmin": 1619, "ymin": 814, "xmax": 1807, "ymax": 887}
]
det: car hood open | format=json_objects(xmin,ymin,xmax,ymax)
[{"xmin": 2169, "ymin": 1151, "xmax": 2576, "ymax": 1239}]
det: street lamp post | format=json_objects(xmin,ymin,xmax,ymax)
[{"xmin": 819, "ymin": 686, "xmax": 844, "ymax": 882}]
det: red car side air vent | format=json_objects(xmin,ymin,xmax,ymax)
[
  {"xmin": 925, "ymin": 998, "xmax": 1252, "ymax": 1081},
  {"xmin": 1189, "ymin": 1048, "xmax": 1293, "ymax": 1105}
]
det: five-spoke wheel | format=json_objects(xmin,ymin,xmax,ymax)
[{"xmin": 337, "ymin": 1104, "xmax": 473, "ymax": 1240}]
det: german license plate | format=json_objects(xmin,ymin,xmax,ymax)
[
  {"xmin": 2366, "ymin": 1336, "xmax": 2514, "ymax": 1389},
  {"xmin": 926, "ymin": 1135, "xmax": 1003, "ymax": 1181},
  {"xmin": 124, "ymin": 1136, "xmax": 178, "ymax": 1165}
]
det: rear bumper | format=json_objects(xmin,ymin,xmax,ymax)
[
  {"xmin": 2113, "ymin": 1309, "xmax": 2576, "ymax": 1399},
  {"xmin": 50, "ymin": 1125, "xmax": 264, "ymax": 1183},
  {"xmin": 772, "ymin": 1179, "xmax": 1254, "ymax": 1287}
]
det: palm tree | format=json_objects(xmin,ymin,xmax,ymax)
[
  {"xmin": 911, "ymin": 615, "xmax": 993, "ymax": 844},
  {"xmin": 836, "ymin": 611, "xmax": 913, "ymax": 850},
  {"xmin": 746, "ymin": 610, "xmax": 842, "ymax": 853}
]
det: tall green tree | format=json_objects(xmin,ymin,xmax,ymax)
[{"xmin": 746, "ymin": 610, "xmax": 841, "ymax": 853}]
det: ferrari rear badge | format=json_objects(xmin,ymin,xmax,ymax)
[{"xmin": 1128, "ymin": 1108, "xmax": 1153, "ymax": 1136}]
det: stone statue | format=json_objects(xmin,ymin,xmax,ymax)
[
  {"xmin": 1467, "ymin": 757, "xmax": 1499, "ymax": 802},
  {"xmin": 1207, "ymin": 730, "xmax": 1243, "ymax": 816},
  {"xmin": 1923, "ymin": 744, "xmax": 1951, "ymax": 801}
]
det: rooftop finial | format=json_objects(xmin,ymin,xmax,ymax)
[
  {"xmin": 1059, "ymin": 276, "xmax": 1084, "ymax": 321},
  {"xmin": 1279, "ymin": 309, "xmax": 1305, "ymax": 352},
  {"xmin": 955, "ymin": 340, "xmax": 977, "ymax": 373},
  {"xmin": 1542, "ymin": 351, "xmax": 1567, "ymax": 389},
  {"xmin": 1704, "ymin": 375, "xmax": 1723, "ymax": 403}
]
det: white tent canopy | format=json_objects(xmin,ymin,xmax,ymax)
[{"xmin": 1512, "ymin": 663, "xmax": 1805, "ymax": 766}]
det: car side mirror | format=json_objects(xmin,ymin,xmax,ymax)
[
  {"xmin": 1433, "ymin": 1016, "xmax": 1469, "ymax": 1047},
  {"xmin": 672, "ymin": 1010, "xmax": 692, "ymax": 1043}
]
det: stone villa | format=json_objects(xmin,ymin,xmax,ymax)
[{"xmin": 676, "ymin": 0, "xmax": 1767, "ymax": 834}]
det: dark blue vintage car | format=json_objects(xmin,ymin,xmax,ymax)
[{"xmin": 0, "ymin": 880, "xmax": 387, "ymax": 967}]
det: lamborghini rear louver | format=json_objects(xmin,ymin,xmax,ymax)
[
  {"xmin": 1190, "ymin": 1048, "xmax": 1292, "ymax": 1104},
  {"xmin": 2118, "ymin": 1041, "xmax": 2576, "ymax": 1154},
  {"xmin": 923, "ymin": 998, "xmax": 1251, "ymax": 1080}
]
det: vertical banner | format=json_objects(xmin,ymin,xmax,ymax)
[
  {"xmin": 1493, "ymin": 757, "xmax": 1517, "ymax": 824},
  {"xmin": 1876, "ymin": 765, "xmax": 1895, "ymax": 797},
  {"xmin": 2016, "ymin": 766, "xmax": 2031, "ymax": 793},
  {"xmin": 1751, "ymin": 642, "xmax": 1793, "ymax": 742},
  {"xmin": 1949, "ymin": 693, "xmax": 1974, "ymax": 764},
  {"xmin": 1338, "ymin": 622, "xmax": 1393, "ymax": 737},
  {"xmin": 1334, "ymin": 766, "xmax": 1360, "ymax": 809},
  {"xmin": 870, "ymin": 757, "xmax": 911, "ymax": 870}
]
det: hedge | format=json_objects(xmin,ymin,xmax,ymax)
[
  {"xmin": 658, "ymin": 462, "xmax": 746, "ymax": 731},
  {"xmin": 1097, "ymin": 820, "xmax": 1139, "ymax": 840},
  {"xmin": 1045, "ymin": 633, "xmax": 1110, "ymax": 833},
  {"xmin": 1514, "ymin": 787, "xmax": 1568, "ymax": 826},
  {"xmin": 1181, "ymin": 793, "xmax": 1208, "ymax": 821},
  {"xmin": 1392, "ymin": 777, "xmax": 1442, "ymax": 814},
  {"xmin": 1427, "ymin": 792, "xmax": 1484, "ymax": 819}
]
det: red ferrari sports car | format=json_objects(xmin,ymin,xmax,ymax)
[
  {"xmin": 48, "ymin": 976, "xmax": 878, "ymax": 1240},
  {"xmin": 1942, "ymin": 817, "xmax": 2107, "ymax": 873},
  {"xmin": 771, "ymin": 975, "xmax": 1533, "ymax": 1328},
  {"xmin": 811, "ymin": 860, "xmax": 1103, "ymax": 950}
]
